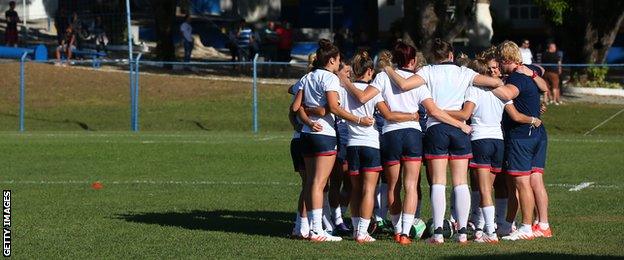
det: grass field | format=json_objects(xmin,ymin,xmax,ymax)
[{"xmin": 1, "ymin": 63, "xmax": 624, "ymax": 258}]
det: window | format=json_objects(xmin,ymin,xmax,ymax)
[{"xmin": 508, "ymin": 0, "xmax": 540, "ymax": 21}]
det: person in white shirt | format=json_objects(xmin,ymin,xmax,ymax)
[
  {"xmin": 519, "ymin": 39, "xmax": 533, "ymax": 65},
  {"xmin": 180, "ymin": 15, "xmax": 193, "ymax": 62},
  {"xmin": 382, "ymin": 38, "xmax": 505, "ymax": 244},
  {"xmin": 345, "ymin": 50, "xmax": 424, "ymax": 243},
  {"xmin": 339, "ymin": 42, "xmax": 472, "ymax": 245},
  {"xmin": 299, "ymin": 39, "xmax": 374, "ymax": 242}
]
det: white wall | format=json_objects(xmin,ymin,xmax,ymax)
[{"xmin": 0, "ymin": 0, "xmax": 57, "ymax": 21}]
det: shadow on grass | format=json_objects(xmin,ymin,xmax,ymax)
[
  {"xmin": 0, "ymin": 112, "xmax": 93, "ymax": 130},
  {"xmin": 115, "ymin": 210, "xmax": 293, "ymax": 237},
  {"xmin": 447, "ymin": 253, "xmax": 622, "ymax": 259}
]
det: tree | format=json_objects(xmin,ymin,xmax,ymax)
[
  {"xmin": 402, "ymin": 0, "xmax": 476, "ymax": 60},
  {"xmin": 538, "ymin": 0, "xmax": 624, "ymax": 64},
  {"xmin": 149, "ymin": 0, "xmax": 177, "ymax": 61}
]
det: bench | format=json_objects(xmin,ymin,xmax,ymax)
[{"xmin": 72, "ymin": 50, "xmax": 107, "ymax": 68}]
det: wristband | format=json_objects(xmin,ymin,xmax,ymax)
[
  {"xmin": 530, "ymin": 117, "xmax": 536, "ymax": 125},
  {"xmin": 357, "ymin": 117, "xmax": 361, "ymax": 125}
]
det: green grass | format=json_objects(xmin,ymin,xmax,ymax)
[
  {"xmin": 2, "ymin": 129, "xmax": 623, "ymax": 258},
  {"xmin": 1, "ymin": 63, "xmax": 623, "ymax": 257}
]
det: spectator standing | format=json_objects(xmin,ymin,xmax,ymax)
[
  {"xmin": 70, "ymin": 12, "xmax": 86, "ymax": 49},
  {"xmin": 542, "ymin": 42, "xmax": 563, "ymax": 105},
  {"xmin": 236, "ymin": 19, "xmax": 254, "ymax": 61},
  {"xmin": 276, "ymin": 21, "xmax": 293, "ymax": 62},
  {"xmin": 225, "ymin": 27, "xmax": 239, "ymax": 62},
  {"xmin": 519, "ymin": 39, "xmax": 533, "ymax": 64},
  {"xmin": 260, "ymin": 21, "xmax": 279, "ymax": 62},
  {"xmin": 180, "ymin": 15, "xmax": 193, "ymax": 62},
  {"xmin": 4, "ymin": 1, "xmax": 20, "ymax": 47}
]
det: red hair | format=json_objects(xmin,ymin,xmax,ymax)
[{"xmin": 392, "ymin": 42, "xmax": 416, "ymax": 68}]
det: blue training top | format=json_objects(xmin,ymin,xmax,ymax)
[{"xmin": 502, "ymin": 70, "xmax": 546, "ymax": 139}]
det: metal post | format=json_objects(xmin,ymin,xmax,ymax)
[
  {"xmin": 126, "ymin": 0, "xmax": 135, "ymax": 132},
  {"xmin": 252, "ymin": 53, "xmax": 259, "ymax": 133},
  {"xmin": 133, "ymin": 53, "xmax": 142, "ymax": 131},
  {"xmin": 19, "ymin": 52, "xmax": 28, "ymax": 132}
]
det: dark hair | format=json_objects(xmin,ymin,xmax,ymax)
[
  {"xmin": 315, "ymin": 39, "xmax": 340, "ymax": 67},
  {"xmin": 9, "ymin": 1, "xmax": 15, "ymax": 6},
  {"xmin": 432, "ymin": 38, "xmax": 454, "ymax": 62},
  {"xmin": 351, "ymin": 50, "xmax": 374, "ymax": 78},
  {"xmin": 392, "ymin": 42, "xmax": 416, "ymax": 68}
]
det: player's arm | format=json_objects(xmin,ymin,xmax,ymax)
[
  {"xmin": 376, "ymin": 101, "xmax": 417, "ymax": 123},
  {"xmin": 305, "ymin": 106, "xmax": 327, "ymax": 117},
  {"xmin": 289, "ymin": 89, "xmax": 303, "ymax": 112},
  {"xmin": 422, "ymin": 99, "xmax": 472, "ymax": 134},
  {"xmin": 327, "ymin": 91, "xmax": 373, "ymax": 126},
  {"xmin": 338, "ymin": 74, "xmax": 380, "ymax": 104},
  {"xmin": 296, "ymin": 106, "xmax": 322, "ymax": 132},
  {"xmin": 473, "ymin": 74, "xmax": 505, "ymax": 89},
  {"xmin": 491, "ymin": 83, "xmax": 520, "ymax": 101},
  {"xmin": 383, "ymin": 66, "xmax": 426, "ymax": 91},
  {"xmin": 504, "ymin": 103, "xmax": 542, "ymax": 127},
  {"xmin": 445, "ymin": 101, "xmax": 475, "ymax": 121},
  {"xmin": 517, "ymin": 65, "xmax": 550, "ymax": 94}
]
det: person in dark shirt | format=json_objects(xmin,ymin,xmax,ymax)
[
  {"xmin": 542, "ymin": 43, "xmax": 562, "ymax": 105},
  {"xmin": 491, "ymin": 41, "xmax": 552, "ymax": 241},
  {"xmin": 5, "ymin": 1, "xmax": 20, "ymax": 47}
]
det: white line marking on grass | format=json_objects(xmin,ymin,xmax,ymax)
[
  {"xmin": 568, "ymin": 182, "xmax": 595, "ymax": 191},
  {"xmin": 584, "ymin": 107, "xmax": 624, "ymax": 136}
]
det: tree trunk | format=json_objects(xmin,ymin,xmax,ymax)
[
  {"xmin": 558, "ymin": 0, "xmax": 624, "ymax": 64},
  {"xmin": 150, "ymin": 0, "xmax": 177, "ymax": 61},
  {"xmin": 402, "ymin": 0, "xmax": 475, "ymax": 61}
]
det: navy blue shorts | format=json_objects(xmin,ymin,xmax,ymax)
[
  {"xmin": 424, "ymin": 123, "xmax": 472, "ymax": 160},
  {"xmin": 347, "ymin": 146, "xmax": 383, "ymax": 176},
  {"xmin": 336, "ymin": 122, "xmax": 349, "ymax": 165},
  {"xmin": 380, "ymin": 128, "xmax": 423, "ymax": 166},
  {"xmin": 290, "ymin": 138, "xmax": 305, "ymax": 171},
  {"xmin": 300, "ymin": 133, "xmax": 337, "ymax": 157},
  {"xmin": 504, "ymin": 135, "xmax": 547, "ymax": 176},
  {"xmin": 469, "ymin": 139, "xmax": 504, "ymax": 173}
]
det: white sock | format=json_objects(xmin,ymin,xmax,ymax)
[
  {"xmin": 470, "ymin": 191, "xmax": 481, "ymax": 224},
  {"xmin": 309, "ymin": 209, "xmax": 323, "ymax": 233},
  {"xmin": 477, "ymin": 209, "xmax": 485, "ymax": 230},
  {"xmin": 539, "ymin": 222, "xmax": 549, "ymax": 230},
  {"xmin": 482, "ymin": 206, "xmax": 495, "ymax": 235},
  {"xmin": 351, "ymin": 217, "xmax": 360, "ymax": 236},
  {"xmin": 300, "ymin": 217, "xmax": 309, "ymax": 234},
  {"xmin": 450, "ymin": 190, "xmax": 457, "ymax": 223},
  {"xmin": 332, "ymin": 207, "xmax": 344, "ymax": 225},
  {"xmin": 495, "ymin": 198, "xmax": 507, "ymax": 227},
  {"xmin": 415, "ymin": 199, "xmax": 422, "ymax": 219},
  {"xmin": 358, "ymin": 218, "xmax": 371, "ymax": 237},
  {"xmin": 520, "ymin": 224, "xmax": 532, "ymax": 233},
  {"xmin": 391, "ymin": 214, "xmax": 402, "ymax": 234},
  {"xmin": 401, "ymin": 213, "xmax": 415, "ymax": 236},
  {"xmin": 454, "ymin": 184, "xmax": 471, "ymax": 231},
  {"xmin": 431, "ymin": 184, "xmax": 446, "ymax": 231}
]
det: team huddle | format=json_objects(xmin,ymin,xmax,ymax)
[{"xmin": 287, "ymin": 38, "xmax": 552, "ymax": 244}]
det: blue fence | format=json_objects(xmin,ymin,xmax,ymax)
[{"xmin": 10, "ymin": 56, "xmax": 624, "ymax": 133}]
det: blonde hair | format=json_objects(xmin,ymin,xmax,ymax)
[
  {"xmin": 351, "ymin": 50, "xmax": 374, "ymax": 79},
  {"xmin": 498, "ymin": 41, "xmax": 522, "ymax": 64},
  {"xmin": 468, "ymin": 58, "xmax": 489, "ymax": 75},
  {"xmin": 455, "ymin": 52, "xmax": 471, "ymax": 67},
  {"xmin": 307, "ymin": 53, "xmax": 317, "ymax": 72},
  {"xmin": 376, "ymin": 50, "xmax": 393, "ymax": 72},
  {"xmin": 415, "ymin": 51, "xmax": 427, "ymax": 70}
]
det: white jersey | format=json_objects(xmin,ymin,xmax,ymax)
[
  {"xmin": 416, "ymin": 63, "xmax": 478, "ymax": 128},
  {"xmin": 464, "ymin": 86, "xmax": 506, "ymax": 141},
  {"xmin": 345, "ymin": 82, "xmax": 383, "ymax": 148},
  {"xmin": 301, "ymin": 69, "xmax": 341, "ymax": 136},
  {"xmin": 520, "ymin": 47, "xmax": 533, "ymax": 65},
  {"xmin": 371, "ymin": 69, "xmax": 432, "ymax": 134},
  {"xmin": 290, "ymin": 73, "xmax": 310, "ymax": 139}
]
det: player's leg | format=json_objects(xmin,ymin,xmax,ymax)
[
  {"xmin": 449, "ymin": 125, "xmax": 473, "ymax": 244},
  {"xmin": 530, "ymin": 136, "xmax": 551, "ymax": 237},
  {"xmin": 355, "ymin": 147, "xmax": 382, "ymax": 243}
]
